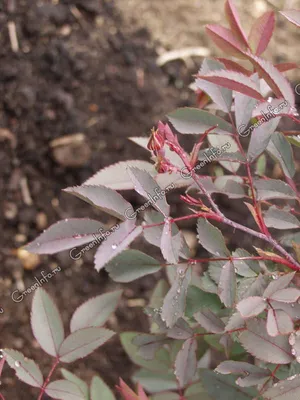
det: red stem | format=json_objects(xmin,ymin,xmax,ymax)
[{"xmin": 37, "ymin": 358, "xmax": 59, "ymax": 400}]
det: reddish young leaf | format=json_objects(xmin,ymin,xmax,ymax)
[
  {"xmin": 246, "ymin": 54, "xmax": 295, "ymax": 106},
  {"xmin": 275, "ymin": 62, "xmax": 299, "ymax": 73},
  {"xmin": 197, "ymin": 70, "xmax": 264, "ymax": 101},
  {"xmin": 117, "ymin": 379, "xmax": 139, "ymax": 400},
  {"xmin": 248, "ymin": 11, "xmax": 275, "ymax": 56},
  {"xmin": 216, "ymin": 58, "xmax": 252, "ymax": 76},
  {"xmin": 205, "ymin": 25, "xmax": 247, "ymax": 58},
  {"xmin": 224, "ymin": 0, "xmax": 249, "ymax": 48},
  {"xmin": 280, "ymin": 10, "xmax": 300, "ymax": 27}
]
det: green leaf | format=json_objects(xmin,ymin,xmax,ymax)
[
  {"xmin": 201, "ymin": 370, "xmax": 257, "ymax": 400},
  {"xmin": 90, "ymin": 376, "xmax": 116, "ymax": 400},
  {"xmin": 264, "ymin": 206, "xmax": 300, "ymax": 230},
  {"xmin": 58, "ymin": 328, "xmax": 115, "ymax": 363},
  {"xmin": 70, "ymin": 290, "xmax": 122, "ymax": 332},
  {"xmin": 31, "ymin": 288, "xmax": 64, "ymax": 357},
  {"xmin": 267, "ymin": 132, "xmax": 295, "ymax": 178},
  {"xmin": 232, "ymin": 249, "xmax": 260, "ymax": 277},
  {"xmin": 132, "ymin": 368, "xmax": 178, "ymax": 393},
  {"xmin": 105, "ymin": 250, "xmax": 161, "ymax": 282},
  {"xmin": 255, "ymin": 154, "xmax": 267, "ymax": 176},
  {"xmin": 168, "ymin": 108, "xmax": 233, "ymax": 134},
  {"xmin": 207, "ymin": 134, "xmax": 240, "ymax": 173},
  {"xmin": 120, "ymin": 332, "xmax": 171, "ymax": 372},
  {"xmin": 45, "ymin": 379, "xmax": 86, "ymax": 399},
  {"xmin": 161, "ymin": 266, "xmax": 191, "ymax": 328},
  {"xmin": 185, "ymin": 286, "xmax": 222, "ymax": 317},
  {"xmin": 197, "ymin": 219, "xmax": 230, "ymax": 257},
  {"xmin": 3, "ymin": 349, "xmax": 43, "ymax": 388},
  {"xmin": 60, "ymin": 369, "xmax": 89, "ymax": 399}
]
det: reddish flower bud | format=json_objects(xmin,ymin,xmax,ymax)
[{"xmin": 147, "ymin": 127, "xmax": 165, "ymax": 152}]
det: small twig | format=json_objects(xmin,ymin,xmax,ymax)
[
  {"xmin": 37, "ymin": 358, "xmax": 60, "ymax": 400},
  {"xmin": 7, "ymin": 21, "xmax": 19, "ymax": 52},
  {"xmin": 157, "ymin": 47, "xmax": 210, "ymax": 67},
  {"xmin": 20, "ymin": 176, "xmax": 33, "ymax": 206}
]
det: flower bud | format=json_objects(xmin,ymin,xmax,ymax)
[{"xmin": 147, "ymin": 128, "xmax": 165, "ymax": 152}]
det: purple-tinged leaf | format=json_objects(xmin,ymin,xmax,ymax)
[
  {"xmin": 216, "ymin": 58, "xmax": 252, "ymax": 75},
  {"xmin": 248, "ymin": 11, "xmax": 275, "ymax": 55},
  {"xmin": 280, "ymin": 10, "xmax": 300, "ymax": 27},
  {"xmin": 247, "ymin": 117, "xmax": 280, "ymax": 162},
  {"xmin": 60, "ymin": 369, "xmax": 89, "ymax": 399},
  {"xmin": 168, "ymin": 107, "xmax": 233, "ymax": 135},
  {"xmin": 167, "ymin": 318, "xmax": 193, "ymax": 340},
  {"xmin": 275, "ymin": 62, "xmax": 299, "ymax": 73},
  {"xmin": 195, "ymin": 59, "xmax": 232, "ymax": 113},
  {"xmin": 90, "ymin": 376, "xmax": 116, "ymax": 400},
  {"xmin": 289, "ymin": 331, "xmax": 300, "ymax": 361},
  {"xmin": 194, "ymin": 308, "xmax": 225, "ymax": 333},
  {"xmin": 161, "ymin": 265, "xmax": 191, "ymax": 328},
  {"xmin": 225, "ymin": 312, "xmax": 245, "ymax": 331},
  {"xmin": 205, "ymin": 25, "xmax": 247, "ymax": 59},
  {"xmin": 239, "ymin": 318, "xmax": 293, "ymax": 364},
  {"xmin": 267, "ymin": 132, "xmax": 296, "ymax": 179},
  {"xmin": 2, "ymin": 349, "xmax": 43, "ymax": 388},
  {"xmin": 161, "ymin": 219, "xmax": 183, "ymax": 264},
  {"xmin": 197, "ymin": 71, "xmax": 264, "ymax": 101},
  {"xmin": 45, "ymin": 379, "xmax": 86, "ymax": 400},
  {"xmin": 267, "ymin": 309, "xmax": 294, "ymax": 337},
  {"xmin": 263, "ymin": 272, "xmax": 295, "ymax": 298},
  {"xmin": 70, "ymin": 290, "xmax": 123, "ymax": 332},
  {"xmin": 25, "ymin": 218, "xmax": 106, "ymax": 254},
  {"xmin": 237, "ymin": 296, "xmax": 266, "ymax": 318},
  {"xmin": 174, "ymin": 338, "xmax": 197, "ymax": 387},
  {"xmin": 218, "ymin": 261, "xmax": 237, "ymax": 308},
  {"xmin": 264, "ymin": 206, "xmax": 300, "ymax": 230},
  {"xmin": 105, "ymin": 250, "xmax": 161, "ymax": 283},
  {"xmin": 270, "ymin": 301, "xmax": 300, "ymax": 321},
  {"xmin": 84, "ymin": 160, "xmax": 155, "ymax": 190},
  {"xmin": 31, "ymin": 288, "xmax": 64, "ymax": 357},
  {"xmin": 143, "ymin": 211, "xmax": 190, "ymax": 259},
  {"xmin": 264, "ymin": 375, "xmax": 300, "ymax": 400},
  {"xmin": 132, "ymin": 334, "xmax": 166, "ymax": 360},
  {"xmin": 252, "ymin": 98, "xmax": 291, "ymax": 118},
  {"xmin": 58, "ymin": 327, "xmax": 115, "ymax": 363},
  {"xmin": 254, "ymin": 179, "xmax": 297, "ymax": 200},
  {"xmin": 127, "ymin": 167, "xmax": 170, "ymax": 217},
  {"xmin": 224, "ymin": 0, "xmax": 249, "ymax": 48},
  {"xmin": 94, "ymin": 221, "xmax": 142, "ymax": 272},
  {"xmin": 269, "ymin": 288, "xmax": 300, "ymax": 303},
  {"xmin": 215, "ymin": 361, "xmax": 270, "ymax": 387},
  {"xmin": 280, "ymin": 232, "xmax": 300, "ymax": 247},
  {"xmin": 246, "ymin": 54, "xmax": 295, "ymax": 107},
  {"xmin": 64, "ymin": 185, "xmax": 134, "ymax": 221},
  {"xmin": 235, "ymin": 86, "xmax": 258, "ymax": 137},
  {"xmin": 214, "ymin": 176, "xmax": 245, "ymax": 199},
  {"xmin": 197, "ymin": 219, "xmax": 230, "ymax": 257}
]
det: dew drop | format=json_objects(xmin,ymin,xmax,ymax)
[
  {"xmin": 36, "ymin": 243, "xmax": 41, "ymax": 247},
  {"xmin": 296, "ymin": 330, "xmax": 300, "ymax": 336},
  {"xmin": 177, "ymin": 288, "xmax": 181, "ymax": 294},
  {"xmin": 289, "ymin": 334, "xmax": 296, "ymax": 346},
  {"xmin": 15, "ymin": 361, "xmax": 20, "ymax": 368},
  {"xmin": 291, "ymin": 348, "xmax": 296, "ymax": 356},
  {"xmin": 291, "ymin": 304, "xmax": 295, "ymax": 308},
  {"xmin": 65, "ymin": 218, "xmax": 69, "ymax": 222},
  {"xmin": 111, "ymin": 244, "xmax": 117, "ymax": 250},
  {"xmin": 280, "ymin": 386, "xmax": 284, "ymax": 390},
  {"xmin": 297, "ymin": 356, "xmax": 300, "ymax": 363},
  {"xmin": 73, "ymin": 234, "xmax": 81, "ymax": 239}
]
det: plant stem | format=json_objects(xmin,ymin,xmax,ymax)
[{"xmin": 37, "ymin": 358, "xmax": 59, "ymax": 400}]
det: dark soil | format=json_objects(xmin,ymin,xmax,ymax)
[{"xmin": 0, "ymin": 1, "xmax": 197, "ymax": 398}]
